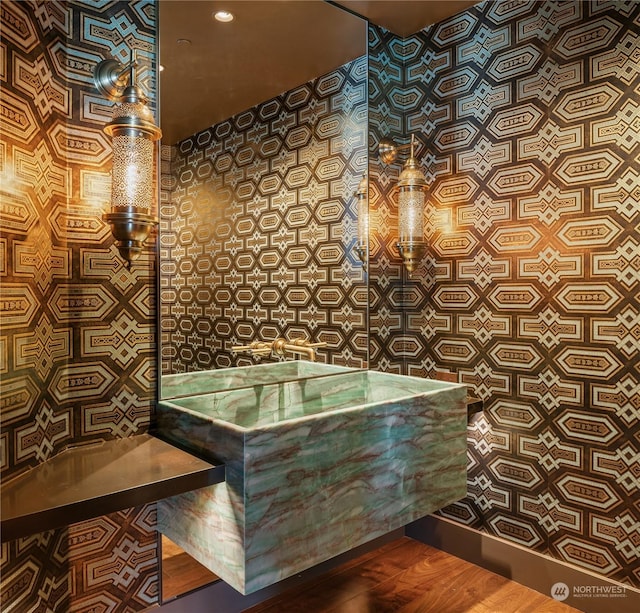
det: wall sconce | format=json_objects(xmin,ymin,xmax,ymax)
[
  {"xmin": 353, "ymin": 174, "xmax": 368, "ymax": 268},
  {"xmin": 378, "ymin": 134, "xmax": 428, "ymax": 275},
  {"xmin": 93, "ymin": 57, "xmax": 161, "ymax": 266}
]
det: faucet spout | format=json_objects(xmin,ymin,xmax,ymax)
[{"xmin": 272, "ymin": 338, "xmax": 326, "ymax": 362}]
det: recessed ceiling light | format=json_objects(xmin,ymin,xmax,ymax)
[{"xmin": 214, "ymin": 10, "xmax": 234, "ymax": 23}]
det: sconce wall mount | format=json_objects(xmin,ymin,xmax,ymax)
[{"xmin": 94, "ymin": 58, "xmax": 161, "ymax": 266}]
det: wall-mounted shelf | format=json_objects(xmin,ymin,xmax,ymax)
[{"xmin": 1, "ymin": 434, "xmax": 225, "ymax": 543}]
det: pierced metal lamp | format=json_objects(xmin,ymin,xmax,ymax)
[
  {"xmin": 378, "ymin": 134, "xmax": 428, "ymax": 275},
  {"xmin": 353, "ymin": 174, "xmax": 368, "ymax": 267},
  {"xmin": 94, "ymin": 58, "xmax": 161, "ymax": 266}
]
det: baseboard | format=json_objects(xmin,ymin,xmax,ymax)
[{"xmin": 407, "ymin": 515, "xmax": 640, "ymax": 613}]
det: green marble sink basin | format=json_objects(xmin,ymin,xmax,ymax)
[
  {"xmin": 161, "ymin": 360, "xmax": 354, "ymax": 399},
  {"xmin": 162, "ymin": 369, "xmax": 454, "ymax": 428},
  {"xmin": 157, "ymin": 369, "xmax": 467, "ymax": 594}
]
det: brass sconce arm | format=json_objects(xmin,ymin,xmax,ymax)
[
  {"xmin": 378, "ymin": 134, "xmax": 424, "ymax": 165},
  {"xmin": 94, "ymin": 58, "xmax": 138, "ymax": 100}
]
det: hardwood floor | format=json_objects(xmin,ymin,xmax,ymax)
[
  {"xmin": 244, "ymin": 537, "xmax": 581, "ymax": 613},
  {"xmin": 161, "ymin": 535, "xmax": 219, "ymax": 600}
]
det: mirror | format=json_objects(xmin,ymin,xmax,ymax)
[
  {"xmin": 158, "ymin": 0, "xmax": 368, "ymax": 392},
  {"xmin": 157, "ymin": 0, "xmax": 367, "ymax": 599}
]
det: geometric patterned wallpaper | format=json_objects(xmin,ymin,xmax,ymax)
[
  {"xmin": 3, "ymin": 0, "xmax": 638, "ymax": 610},
  {"xmin": 160, "ymin": 56, "xmax": 368, "ymax": 377},
  {"xmin": 369, "ymin": 0, "xmax": 640, "ymax": 588},
  {"xmin": 1, "ymin": 1, "xmax": 158, "ymax": 610}
]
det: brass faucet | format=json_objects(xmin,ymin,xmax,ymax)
[
  {"xmin": 232, "ymin": 338, "xmax": 327, "ymax": 361},
  {"xmin": 272, "ymin": 338, "xmax": 327, "ymax": 362}
]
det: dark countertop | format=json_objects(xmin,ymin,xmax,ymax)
[
  {"xmin": 1, "ymin": 434, "xmax": 225, "ymax": 543},
  {"xmin": 467, "ymin": 396, "xmax": 483, "ymax": 418}
]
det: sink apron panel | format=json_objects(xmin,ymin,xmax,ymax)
[
  {"xmin": 157, "ymin": 412, "xmax": 247, "ymax": 590},
  {"xmin": 157, "ymin": 379, "xmax": 467, "ymax": 595}
]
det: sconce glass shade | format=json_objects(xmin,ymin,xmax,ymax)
[
  {"xmin": 354, "ymin": 174, "xmax": 368, "ymax": 266},
  {"xmin": 396, "ymin": 141, "xmax": 427, "ymax": 275},
  {"xmin": 102, "ymin": 81, "xmax": 161, "ymax": 265},
  {"xmin": 105, "ymin": 87, "xmax": 160, "ymax": 213},
  {"xmin": 398, "ymin": 184, "xmax": 425, "ymax": 244}
]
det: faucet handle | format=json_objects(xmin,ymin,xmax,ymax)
[{"xmin": 232, "ymin": 341, "xmax": 272, "ymax": 355}]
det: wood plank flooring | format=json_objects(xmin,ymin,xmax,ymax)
[
  {"xmin": 244, "ymin": 537, "xmax": 581, "ymax": 613},
  {"xmin": 161, "ymin": 535, "xmax": 218, "ymax": 600}
]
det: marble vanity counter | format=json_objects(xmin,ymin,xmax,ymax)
[{"xmin": 157, "ymin": 369, "xmax": 468, "ymax": 594}]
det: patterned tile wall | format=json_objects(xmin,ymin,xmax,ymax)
[
  {"xmin": 3, "ymin": 0, "xmax": 638, "ymax": 609},
  {"xmin": 368, "ymin": 0, "xmax": 640, "ymax": 588},
  {"xmin": 1, "ymin": 1, "xmax": 159, "ymax": 610},
  {"xmin": 160, "ymin": 57, "xmax": 368, "ymax": 376}
]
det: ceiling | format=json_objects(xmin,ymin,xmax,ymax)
[
  {"xmin": 334, "ymin": 1, "xmax": 479, "ymax": 37},
  {"xmin": 159, "ymin": 0, "xmax": 478, "ymax": 144}
]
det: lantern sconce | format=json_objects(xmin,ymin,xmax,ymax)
[
  {"xmin": 353, "ymin": 174, "xmax": 368, "ymax": 269},
  {"xmin": 378, "ymin": 134, "xmax": 428, "ymax": 276},
  {"xmin": 93, "ymin": 57, "xmax": 161, "ymax": 267}
]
